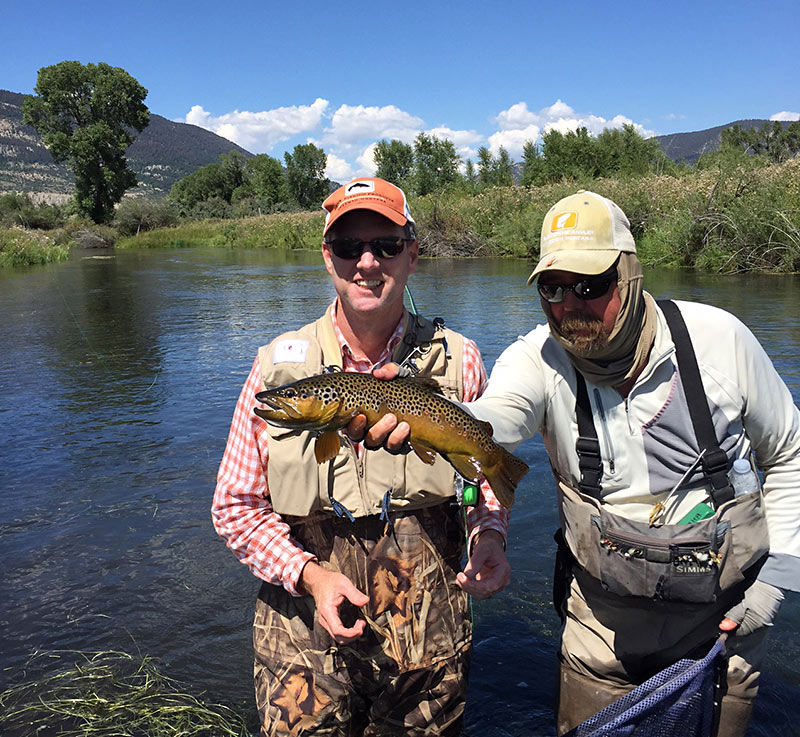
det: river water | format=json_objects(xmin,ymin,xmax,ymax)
[{"xmin": 1, "ymin": 248, "xmax": 798, "ymax": 736}]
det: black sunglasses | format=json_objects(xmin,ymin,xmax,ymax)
[
  {"xmin": 325, "ymin": 236, "xmax": 409, "ymax": 260},
  {"xmin": 537, "ymin": 269, "xmax": 618, "ymax": 304}
]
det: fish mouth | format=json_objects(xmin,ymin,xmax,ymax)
[
  {"xmin": 255, "ymin": 393, "xmax": 283, "ymax": 410},
  {"xmin": 254, "ymin": 392, "xmax": 307, "ymax": 421}
]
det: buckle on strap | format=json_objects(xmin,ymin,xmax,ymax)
[
  {"xmin": 576, "ymin": 436, "xmax": 601, "ymax": 458},
  {"xmin": 702, "ymin": 449, "xmax": 730, "ymax": 489}
]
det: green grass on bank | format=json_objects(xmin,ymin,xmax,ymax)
[
  {"xmin": 6, "ymin": 159, "xmax": 800, "ymax": 272},
  {"xmin": 0, "ymin": 226, "xmax": 69, "ymax": 267},
  {"xmin": 0, "ymin": 650, "xmax": 252, "ymax": 737},
  {"xmin": 410, "ymin": 158, "xmax": 800, "ymax": 272},
  {"xmin": 116, "ymin": 210, "xmax": 325, "ymax": 251},
  {"xmin": 116, "ymin": 159, "xmax": 800, "ymax": 273}
]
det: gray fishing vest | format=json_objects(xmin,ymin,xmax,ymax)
[{"xmin": 559, "ymin": 300, "xmax": 769, "ymax": 603}]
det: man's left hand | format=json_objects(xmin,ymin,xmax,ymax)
[
  {"xmin": 456, "ymin": 529, "xmax": 510, "ymax": 599},
  {"xmin": 719, "ymin": 579, "xmax": 784, "ymax": 636}
]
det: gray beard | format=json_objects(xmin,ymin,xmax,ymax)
[{"xmin": 558, "ymin": 315, "xmax": 611, "ymax": 356}]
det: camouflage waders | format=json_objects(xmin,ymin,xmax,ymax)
[{"xmin": 253, "ymin": 502, "xmax": 472, "ymax": 737}]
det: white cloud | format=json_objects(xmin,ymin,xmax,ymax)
[
  {"xmin": 183, "ymin": 98, "xmax": 329, "ymax": 152},
  {"xmin": 490, "ymin": 99, "xmax": 657, "ymax": 158},
  {"xmin": 324, "ymin": 153, "xmax": 355, "ymax": 183},
  {"xmin": 322, "ymin": 104, "xmax": 423, "ymax": 146},
  {"xmin": 664, "ymin": 112, "xmax": 687, "ymax": 121},
  {"xmin": 427, "ymin": 126, "xmax": 483, "ymax": 147},
  {"xmin": 355, "ymin": 143, "xmax": 378, "ymax": 176},
  {"xmin": 487, "ymin": 125, "xmax": 541, "ymax": 157},
  {"xmin": 426, "ymin": 125, "xmax": 484, "ymax": 162},
  {"xmin": 770, "ymin": 111, "xmax": 800, "ymax": 121},
  {"xmin": 494, "ymin": 100, "xmax": 576, "ymax": 131}
]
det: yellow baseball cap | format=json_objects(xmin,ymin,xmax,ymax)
[{"xmin": 527, "ymin": 190, "xmax": 636, "ymax": 284}]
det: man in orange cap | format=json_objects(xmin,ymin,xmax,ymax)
[{"xmin": 213, "ymin": 177, "xmax": 511, "ymax": 736}]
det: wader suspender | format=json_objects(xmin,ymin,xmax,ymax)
[
  {"xmin": 396, "ymin": 314, "xmax": 447, "ymax": 372},
  {"xmin": 574, "ymin": 299, "xmax": 735, "ymax": 507}
]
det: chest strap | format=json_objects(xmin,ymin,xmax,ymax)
[
  {"xmin": 574, "ymin": 299, "xmax": 734, "ymax": 506},
  {"xmin": 396, "ymin": 313, "xmax": 446, "ymax": 372}
]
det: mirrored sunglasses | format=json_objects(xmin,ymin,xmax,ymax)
[
  {"xmin": 326, "ymin": 237, "xmax": 409, "ymax": 260},
  {"xmin": 537, "ymin": 269, "xmax": 618, "ymax": 304}
]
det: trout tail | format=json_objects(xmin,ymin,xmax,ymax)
[{"xmin": 482, "ymin": 449, "xmax": 529, "ymax": 510}]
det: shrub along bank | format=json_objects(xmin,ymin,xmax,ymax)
[
  {"xmin": 5, "ymin": 158, "xmax": 800, "ymax": 272},
  {"xmin": 117, "ymin": 158, "xmax": 800, "ymax": 274},
  {"xmin": 411, "ymin": 158, "xmax": 800, "ymax": 273}
]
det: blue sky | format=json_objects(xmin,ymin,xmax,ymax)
[{"xmin": 5, "ymin": 0, "xmax": 799, "ymax": 181}]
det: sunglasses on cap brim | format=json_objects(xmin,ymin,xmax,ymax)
[{"xmin": 537, "ymin": 268, "xmax": 618, "ymax": 304}]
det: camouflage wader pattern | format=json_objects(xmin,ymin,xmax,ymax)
[{"xmin": 253, "ymin": 502, "xmax": 472, "ymax": 737}]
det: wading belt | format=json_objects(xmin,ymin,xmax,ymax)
[{"xmin": 574, "ymin": 299, "xmax": 735, "ymax": 507}]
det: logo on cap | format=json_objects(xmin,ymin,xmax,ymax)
[
  {"xmin": 552, "ymin": 211, "xmax": 577, "ymax": 231},
  {"xmin": 345, "ymin": 180, "xmax": 375, "ymax": 195}
]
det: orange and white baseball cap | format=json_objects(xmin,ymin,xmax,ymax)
[
  {"xmin": 527, "ymin": 190, "xmax": 636, "ymax": 284},
  {"xmin": 322, "ymin": 178, "xmax": 415, "ymax": 237}
]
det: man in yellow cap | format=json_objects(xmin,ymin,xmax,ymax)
[
  {"xmin": 212, "ymin": 177, "xmax": 511, "ymax": 736},
  {"xmin": 361, "ymin": 190, "xmax": 800, "ymax": 736}
]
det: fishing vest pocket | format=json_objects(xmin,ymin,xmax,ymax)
[
  {"xmin": 592, "ymin": 511, "xmax": 725, "ymax": 603},
  {"xmin": 558, "ymin": 483, "xmax": 769, "ymax": 604}
]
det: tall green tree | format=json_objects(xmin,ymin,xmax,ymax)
[
  {"xmin": 720, "ymin": 121, "xmax": 800, "ymax": 164},
  {"xmin": 493, "ymin": 147, "xmax": 514, "ymax": 187},
  {"xmin": 243, "ymin": 154, "xmax": 288, "ymax": 206},
  {"xmin": 476, "ymin": 146, "xmax": 494, "ymax": 189},
  {"xmin": 284, "ymin": 143, "xmax": 328, "ymax": 209},
  {"xmin": 463, "ymin": 159, "xmax": 477, "ymax": 193},
  {"xmin": 22, "ymin": 61, "xmax": 149, "ymax": 223},
  {"xmin": 373, "ymin": 139, "xmax": 414, "ymax": 186},
  {"xmin": 168, "ymin": 151, "xmax": 247, "ymax": 214},
  {"xmin": 412, "ymin": 133, "xmax": 461, "ymax": 195},
  {"xmin": 520, "ymin": 140, "xmax": 546, "ymax": 187}
]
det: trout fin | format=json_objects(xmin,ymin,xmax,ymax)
[
  {"xmin": 315, "ymin": 431, "xmax": 342, "ymax": 463},
  {"xmin": 477, "ymin": 419, "xmax": 494, "ymax": 435},
  {"xmin": 482, "ymin": 449, "xmax": 529, "ymax": 510},
  {"xmin": 410, "ymin": 439, "xmax": 438, "ymax": 465},
  {"xmin": 446, "ymin": 453, "xmax": 482, "ymax": 485}
]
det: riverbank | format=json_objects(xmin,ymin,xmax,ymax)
[
  {"xmin": 117, "ymin": 158, "xmax": 800, "ymax": 273},
  {"xmin": 5, "ymin": 159, "xmax": 800, "ymax": 272}
]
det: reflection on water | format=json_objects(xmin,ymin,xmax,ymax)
[{"xmin": 1, "ymin": 248, "xmax": 798, "ymax": 735}]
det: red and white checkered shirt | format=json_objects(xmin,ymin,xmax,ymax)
[{"xmin": 212, "ymin": 301, "xmax": 510, "ymax": 596}]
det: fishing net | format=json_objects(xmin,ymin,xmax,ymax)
[{"xmin": 565, "ymin": 636, "xmax": 727, "ymax": 737}]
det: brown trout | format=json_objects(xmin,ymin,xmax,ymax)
[{"xmin": 254, "ymin": 371, "xmax": 528, "ymax": 509}]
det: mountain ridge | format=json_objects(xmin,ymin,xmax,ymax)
[{"xmin": 0, "ymin": 89, "xmax": 253, "ymax": 198}]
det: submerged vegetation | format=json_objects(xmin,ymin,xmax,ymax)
[{"xmin": 0, "ymin": 650, "xmax": 251, "ymax": 737}]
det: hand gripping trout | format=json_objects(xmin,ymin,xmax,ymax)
[{"xmin": 254, "ymin": 371, "xmax": 528, "ymax": 509}]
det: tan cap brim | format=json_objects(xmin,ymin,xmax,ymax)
[{"xmin": 527, "ymin": 249, "xmax": 620, "ymax": 285}]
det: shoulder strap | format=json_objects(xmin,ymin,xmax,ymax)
[
  {"xmin": 395, "ymin": 312, "xmax": 445, "ymax": 368},
  {"xmin": 657, "ymin": 299, "xmax": 734, "ymax": 506},
  {"xmin": 574, "ymin": 372, "xmax": 604, "ymax": 497}
]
